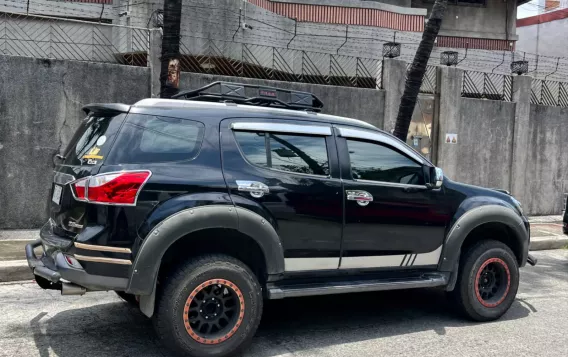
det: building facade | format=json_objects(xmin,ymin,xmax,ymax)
[
  {"xmin": 517, "ymin": 8, "xmax": 568, "ymax": 57},
  {"xmin": 248, "ymin": 0, "xmax": 529, "ymax": 50}
]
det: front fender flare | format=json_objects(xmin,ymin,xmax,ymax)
[
  {"xmin": 438, "ymin": 205, "xmax": 529, "ymax": 272},
  {"xmin": 127, "ymin": 205, "xmax": 285, "ymax": 296}
]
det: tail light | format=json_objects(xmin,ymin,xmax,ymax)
[
  {"xmin": 71, "ymin": 178, "xmax": 88, "ymax": 202},
  {"xmin": 71, "ymin": 171, "xmax": 151, "ymax": 206}
]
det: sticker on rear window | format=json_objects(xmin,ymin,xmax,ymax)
[
  {"xmin": 82, "ymin": 147, "xmax": 103, "ymax": 160},
  {"xmin": 96, "ymin": 136, "xmax": 107, "ymax": 146}
]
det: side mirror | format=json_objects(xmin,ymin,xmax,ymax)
[{"xmin": 426, "ymin": 167, "xmax": 443, "ymax": 189}]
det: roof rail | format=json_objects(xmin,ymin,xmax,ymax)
[{"xmin": 171, "ymin": 82, "xmax": 324, "ymax": 112}]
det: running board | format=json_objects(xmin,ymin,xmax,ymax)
[{"xmin": 267, "ymin": 273, "xmax": 449, "ymax": 299}]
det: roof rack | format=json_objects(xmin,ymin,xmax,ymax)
[{"xmin": 171, "ymin": 82, "xmax": 324, "ymax": 112}]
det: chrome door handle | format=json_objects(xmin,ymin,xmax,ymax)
[
  {"xmin": 236, "ymin": 180, "xmax": 270, "ymax": 198},
  {"xmin": 346, "ymin": 190, "xmax": 373, "ymax": 207}
]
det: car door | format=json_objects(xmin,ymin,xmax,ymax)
[
  {"xmin": 221, "ymin": 118, "xmax": 343, "ymax": 272},
  {"xmin": 335, "ymin": 126, "xmax": 450, "ymax": 270}
]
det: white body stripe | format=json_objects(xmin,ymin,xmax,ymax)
[
  {"xmin": 284, "ymin": 258, "xmax": 340, "ymax": 272},
  {"xmin": 340, "ymin": 255, "xmax": 404, "ymax": 269},
  {"xmin": 283, "ymin": 246, "xmax": 443, "ymax": 271},
  {"xmin": 412, "ymin": 246, "xmax": 443, "ymax": 266}
]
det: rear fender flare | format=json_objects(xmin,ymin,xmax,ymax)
[
  {"xmin": 127, "ymin": 205, "xmax": 285, "ymax": 297},
  {"xmin": 438, "ymin": 204, "xmax": 529, "ymax": 273}
]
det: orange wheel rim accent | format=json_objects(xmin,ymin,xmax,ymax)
[
  {"xmin": 183, "ymin": 279, "xmax": 245, "ymax": 345},
  {"xmin": 474, "ymin": 258, "xmax": 511, "ymax": 308}
]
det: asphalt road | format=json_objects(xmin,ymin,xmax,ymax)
[{"xmin": 1, "ymin": 250, "xmax": 568, "ymax": 357}]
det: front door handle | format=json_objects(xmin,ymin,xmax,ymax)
[
  {"xmin": 236, "ymin": 180, "xmax": 270, "ymax": 198},
  {"xmin": 346, "ymin": 190, "xmax": 373, "ymax": 207}
]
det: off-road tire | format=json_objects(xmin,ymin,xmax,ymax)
[
  {"xmin": 450, "ymin": 240, "xmax": 519, "ymax": 322},
  {"xmin": 115, "ymin": 291, "xmax": 138, "ymax": 306},
  {"xmin": 153, "ymin": 254, "xmax": 263, "ymax": 357}
]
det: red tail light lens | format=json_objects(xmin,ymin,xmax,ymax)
[
  {"xmin": 87, "ymin": 171, "xmax": 151, "ymax": 205},
  {"xmin": 71, "ymin": 178, "xmax": 88, "ymax": 201}
]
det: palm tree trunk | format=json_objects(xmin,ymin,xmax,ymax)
[
  {"xmin": 393, "ymin": 0, "xmax": 448, "ymax": 141},
  {"xmin": 159, "ymin": 0, "xmax": 182, "ymax": 98}
]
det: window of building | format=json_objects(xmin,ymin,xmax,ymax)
[
  {"xmin": 234, "ymin": 131, "xmax": 330, "ymax": 176},
  {"xmin": 346, "ymin": 140, "xmax": 424, "ymax": 185}
]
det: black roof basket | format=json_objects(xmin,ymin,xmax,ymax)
[{"xmin": 171, "ymin": 82, "xmax": 324, "ymax": 112}]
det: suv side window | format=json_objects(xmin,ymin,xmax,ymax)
[
  {"xmin": 234, "ymin": 131, "xmax": 330, "ymax": 176},
  {"xmin": 346, "ymin": 139, "xmax": 424, "ymax": 185},
  {"xmin": 106, "ymin": 114, "xmax": 204, "ymax": 164}
]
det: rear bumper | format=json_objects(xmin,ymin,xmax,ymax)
[{"xmin": 26, "ymin": 239, "xmax": 128, "ymax": 291}]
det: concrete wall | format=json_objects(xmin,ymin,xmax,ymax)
[
  {"xmin": 412, "ymin": 0, "xmax": 518, "ymax": 40},
  {"xmin": 453, "ymin": 98, "xmax": 515, "ymax": 189},
  {"xmin": 1, "ymin": 52, "xmax": 566, "ymax": 228},
  {"xmin": 525, "ymin": 104, "xmax": 568, "ymax": 215},
  {"xmin": 0, "ymin": 56, "xmax": 149, "ymax": 229},
  {"xmin": 0, "ymin": 54, "xmax": 384, "ymax": 229},
  {"xmin": 179, "ymin": 72, "xmax": 385, "ymax": 129}
]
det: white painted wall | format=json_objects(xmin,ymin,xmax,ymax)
[{"xmin": 517, "ymin": 19, "xmax": 568, "ymax": 57}]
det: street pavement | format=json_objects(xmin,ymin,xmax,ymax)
[{"xmin": 0, "ymin": 250, "xmax": 568, "ymax": 357}]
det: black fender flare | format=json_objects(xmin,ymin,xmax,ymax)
[
  {"xmin": 127, "ymin": 205, "xmax": 285, "ymax": 297},
  {"xmin": 438, "ymin": 205, "xmax": 529, "ymax": 273}
]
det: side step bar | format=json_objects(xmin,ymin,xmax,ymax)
[{"xmin": 267, "ymin": 273, "xmax": 449, "ymax": 299}]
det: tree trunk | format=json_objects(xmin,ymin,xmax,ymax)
[
  {"xmin": 392, "ymin": 0, "xmax": 448, "ymax": 141},
  {"xmin": 159, "ymin": 0, "xmax": 182, "ymax": 98}
]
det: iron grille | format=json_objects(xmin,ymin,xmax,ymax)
[
  {"xmin": 0, "ymin": 12, "xmax": 150, "ymax": 66},
  {"xmin": 406, "ymin": 64, "xmax": 437, "ymax": 94},
  {"xmin": 531, "ymin": 79, "xmax": 568, "ymax": 107},
  {"xmin": 179, "ymin": 36, "xmax": 383, "ymax": 89},
  {"xmin": 461, "ymin": 71, "xmax": 513, "ymax": 102}
]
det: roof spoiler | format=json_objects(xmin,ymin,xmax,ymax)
[{"xmin": 82, "ymin": 103, "xmax": 130, "ymax": 116}]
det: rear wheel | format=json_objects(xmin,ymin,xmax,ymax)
[
  {"xmin": 450, "ymin": 240, "xmax": 519, "ymax": 321},
  {"xmin": 153, "ymin": 254, "xmax": 262, "ymax": 357}
]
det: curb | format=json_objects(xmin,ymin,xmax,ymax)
[
  {"xmin": 530, "ymin": 235, "xmax": 568, "ymax": 251},
  {"xmin": 0, "ymin": 260, "xmax": 33, "ymax": 283}
]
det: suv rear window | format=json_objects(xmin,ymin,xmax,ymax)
[
  {"xmin": 105, "ymin": 114, "xmax": 204, "ymax": 164},
  {"xmin": 62, "ymin": 113, "xmax": 127, "ymax": 166}
]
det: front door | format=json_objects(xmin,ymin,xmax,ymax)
[
  {"xmin": 335, "ymin": 126, "xmax": 449, "ymax": 270},
  {"xmin": 221, "ymin": 118, "xmax": 343, "ymax": 273}
]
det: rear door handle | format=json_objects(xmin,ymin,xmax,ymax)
[
  {"xmin": 346, "ymin": 190, "xmax": 373, "ymax": 207},
  {"xmin": 236, "ymin": 180, "xmax": 269, "ymax": 198}
]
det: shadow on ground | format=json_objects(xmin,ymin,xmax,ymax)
[{"xmin": 31, "ymin": 288, "xmax": 532, "ymax": 357}]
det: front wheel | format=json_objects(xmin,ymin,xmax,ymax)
[
  {"xmin": 153, "ymin": 254, "xmax": 263, "ymax": 357},
  {"xmin": 450, "ymin": 240, "xmax": 519, "ymax": 321}
]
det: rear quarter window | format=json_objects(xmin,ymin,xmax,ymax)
[{"xmin": 105, "ymin": 114, "xmax": 204, "ymax": 164}]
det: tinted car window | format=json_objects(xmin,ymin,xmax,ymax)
[
  {"xmin": 347, "ymin": 139, "xmax": 424, "ymax": 185},
  {"xmin": 233, "ymin": 131, "xmax": 268, "ymax": 167},
  {"xmin": 105, "ymin": 114, "xmax": 204, "ymax": 164},
  {"xmin": 62, "ymin": 113, "xmax": 126, "ymax": 166},
  {"xmin": 234, "ymin": 131, "xmax": 329, "ymax": 176}
]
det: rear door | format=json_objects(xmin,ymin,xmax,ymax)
[
  {"xmin": 221, "ymin": 118, "xmax": 343, "ymax": 273},
  {"xmin": 50, "ymin": 112, "xmax": 127, "ymax": 237}
]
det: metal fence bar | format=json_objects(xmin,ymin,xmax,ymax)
[
  {"xmin": 461, "ymin": 70, "xmax": 512, "ymax": 102},
  {"xmin": 1, "ymin": 11, "xmax": 150, "ymax": 66}
]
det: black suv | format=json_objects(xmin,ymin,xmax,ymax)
[{"xmin": 27, "ymin": 82, "xmax": 536, "ymax": 357}]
